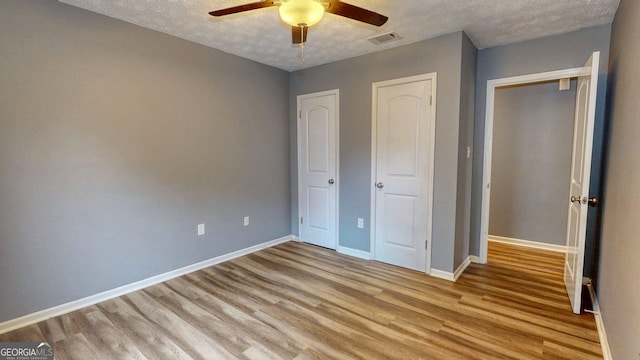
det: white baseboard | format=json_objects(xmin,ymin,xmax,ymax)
[
  {"xmin": 489, "ymin": 235, "xmax": 566, "ymax": 253},
  {"xmin": 429, "ymin": 268, "xmax": 453, "ymax": 281},
  {"xmin": 453, "ymin": 256, "xmax": 472, "ymax": 280},
  {"xmin": 430, "ymin": 256, "xmax": 471, "ymax": 282},
  {"xmin": 0, "ymin": 235, "xmax": 293, "ymax": 335},
  {"xmin": 337, "ymin": 246, "xmax": 371, "ymax": 260},
  {"xmin": 586, "ymin": 283, "xmax": 613, "ymax": 360},
  {"xmin": 469, "ymin": 255, "xmax": 480, "ymax": 263}
]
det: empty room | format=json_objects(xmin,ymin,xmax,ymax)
[{"xmin": 1, "ymin": 1, "xmax": 638, "ymax": 359}]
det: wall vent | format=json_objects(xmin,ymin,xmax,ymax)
[{"xmin": 367, "ymin": 32, "xmax": 401, "ymax": 45}]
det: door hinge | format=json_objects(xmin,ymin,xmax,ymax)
[
  {"xmin": 430, "ymin": 95, "xmax": 433, "ymax": 105},
  {"xmin": 425, "ymin": 240, "xmax": 428, "ymax": 249},
  {"xmin": 300, "ymin": 217, "xmax": 303, "ymax": 224},
  {"xmin": 299, "ymin": 110, "xmax": 302, "ymax": 119}
]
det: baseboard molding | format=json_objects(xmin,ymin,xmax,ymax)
[
  {"xmin": 453, "ymin": 256, "xmax": 472, "ymax": 280},
  {"xmin": 489, "ymin": 235, "xmax": 566, "ymax": 253},
  {"xmin": 337, "ymin": 246, "xmax": 371, "ymax": 260},
  {"xmin": 430, "ymin": 256, "xmax": 471, "ymax": 282},
  {"xmin": 0, "ymin": 235, "xmax": 293, "ymax": 335},
  {"xmin": 586, "ymin": 283, "xmax": 613, "ymax": 360},
  {"xmin": 469, "ymin": 255, "xmax": 480, "ymax": 263}
]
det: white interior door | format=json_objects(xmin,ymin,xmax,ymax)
[
  {"xmin": 297, "ymin": 90, "xmax": 338, "ymax": 249},
  {"xmin": 565, "ymin": 52, "xmax": 599, "ymax": 314},
  {"xmin": 372, "ymin": 75, "xmax": 435, "ymax": 272}
]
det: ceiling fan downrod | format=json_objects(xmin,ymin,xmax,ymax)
[{"xmin": 299, "ymin": 25, "xmax": 306, "ymax": 63}]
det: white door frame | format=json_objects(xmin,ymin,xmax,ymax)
[
  {"xmin": 370, "ymin": 73, "xmax": 437, "ymax": 275},
  {"xmin": 297, "ymin": 89, "xmax": 340, "ymax": 249},
  {"xmin": 479, "ymin": 67, "xmax": 592, "ymax": 264}
]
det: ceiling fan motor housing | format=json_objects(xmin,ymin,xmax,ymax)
[{"xmin": 279, "ymin": 0, "xmax": 326, "ymax": 27}]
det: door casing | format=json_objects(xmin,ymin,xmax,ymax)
[{"xmin": 370, "ymin": 73, "xmax": 437, "ymax": 275}]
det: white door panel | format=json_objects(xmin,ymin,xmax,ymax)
[
  {"xmin": 387, "ymin": 98, "xmax": 420, "ymax": 176},
  {"xmin": 372, "ymin": 75, "xmax": 435, "ymax": 272},
  {"xmin": 383, "ymin": 194, "xmax": 417, "ymax": 249},
  {"xmin": 307, "ymin": 109, "xmax": 330, "ymax": 173},
  {"xmin": 564, "ymin": 52, "xmax": 599, "ymax": 314},
  {"xmin": 307, "ymin": 186, "xmax": 329, "ymax": 230},
  {"xmin": 298, "ymin": 91, "xmax": 338, "ymax": 249}
]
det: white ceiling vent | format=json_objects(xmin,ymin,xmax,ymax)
[{"xmin": 367, "ymin": 32, "xmax": 401, "ymax": 46}]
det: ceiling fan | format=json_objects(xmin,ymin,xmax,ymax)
[{"xmin": 209, "ymin": 0, "xmax": 388, "ymax": 46}]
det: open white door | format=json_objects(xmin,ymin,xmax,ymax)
[
  {"xmin": 371, "ymin": 74, "xmax": 436, "ymax": 273},
  {"xmin": 297, "ymin": 90, "xmax": 339, "ymax": 249},
  {"xmin": 565, "ymin": 52, "xmax": 599, "ymax": 314}
]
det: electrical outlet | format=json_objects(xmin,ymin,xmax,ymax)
[
  {"xmin": 357, "ymin": 218, "xmax": 364, "ymax": 229},
  {"xmin": 243, "ymin": 216, "xmax": 250, "ymax": 226},
  {"xmin": 197, "ymin": 223, "xmax": 205, "ymax": 236}
]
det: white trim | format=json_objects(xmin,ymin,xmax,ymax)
[
  {"xmin": 586, "ymin": 283, "xmax": 613, "ymax": 360},
  {"xmin": 430, "ymin": 256, "xmax": 471, "ymax": 282},
  {"xmin": 489, "ymin": 235, "xmax": 567, "ymax": 253},
  {"xmin": 0, "ymin": 235, "xmax": 293, "ymax": 335},
  {"xmin": 454, "ymin": 256, "xmax": 472, "ymax": 280},
  {"xmin": 469, "ymin": 255, "xmax": 480, "ymax": 263},
  {"xmin": 479, "ymin": 65, "xmax": 594, "ymax": 264},
  {"xmin": 296, "ymin": 89, "xmax": 340, "ymax": 250},
  {"xmin": 370, "ymin": 73, "xmax": 437, "ymax": 275},
  {"xmin": 429, "ymin": 269, "xmax": 455, "ymax": 281},
  {"xmin": 337, "ymin": 246, "xmax": 371, "ymax": 260}
]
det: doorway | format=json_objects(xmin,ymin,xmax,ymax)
[
  {"xmin": 297, "ymin": 89, "xmax": 339, "ymax": 250},
  {"xmin": 370, "ymin": 73, "xmax": 436, "ymax": 273},
  {"xmin": 488, "ymin": 79, "xmax": 576, "ymax": 252},
  {"xmin": 479, "ymin": 52, "xmax": 600, "ymax": 314}
]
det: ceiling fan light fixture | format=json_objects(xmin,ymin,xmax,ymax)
[{"xmin": 279, "ymin": 0, "xmax": 325, "ymax": 27}]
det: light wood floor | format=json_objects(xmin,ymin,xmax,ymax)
[{"xmin": 0, "ymin": 241, "xmax": 602, "ymax": 359}]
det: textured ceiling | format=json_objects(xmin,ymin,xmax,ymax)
[{"xmin": 58, "ymin": 0, "xmax": 619, "ymax": 72}]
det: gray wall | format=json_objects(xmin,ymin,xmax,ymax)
[
  {"xmin": 471, "ymin": 25, "xmax": 611, "ymax": 277},
  {"xmin": 0, "ymin": 1, "xmax": 290, "ymax": 323},
  {"xmin": 489, "ymin": 81, "xmax": 576, "ymax": 246},
  {"xmin": 454, "ymin": 33, "xmax": 477, "ymax": 268},
  {"xmin": 290, "ymin": 32, "xmax": 470, "ymax": 273},
  {"xmin": 598, "ymin": 0, "xmax": 640, "ymax": 357}
]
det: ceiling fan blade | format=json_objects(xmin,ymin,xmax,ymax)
[
  {"xmin": 292, "ymin": 26, "xmax": 309, "ymax": 44},
  {"xmin": 209, "ymin": 1, "xmax": 277, "ymax": 17},
  {"xmin": 326, "ymin": 1, "xmax": 388, "ymax": 26}
]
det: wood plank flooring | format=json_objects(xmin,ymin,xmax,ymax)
[{"xmin": 0, "ymin": 241, "xmax": 602, "ymax": 359}]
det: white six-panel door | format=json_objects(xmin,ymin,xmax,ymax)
[
  {"xmin": 565, "ymin": 52, "xmax": 599, "ymax": 314},
  {"xmin": 372, "ymin": 74, "xmax": 436, "ymax": 272},
  {"xmin": 297, "ymin": 90, "xmax": 338, "ymax": 249}
]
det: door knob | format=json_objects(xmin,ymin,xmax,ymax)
[
  {"xmin": 328, "ymin": 179, "xmax": 335, "ymax": 185},
  {"xmin": 376, "ymin": 182, "xmax": 384, "ymax": 189},
  {"xmin": 570, "ymin": 196, "xmax": 581, "ymax": 203},
  {"xmin": 588, "ymin": 197, "xmax": 598, "ymax": 207}
]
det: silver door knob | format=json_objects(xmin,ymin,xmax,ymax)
[
  {"xmin": 570, "ymin": 196, "xmax": 581, "ymax": 203},
  {"xmin": 328, "ymin": 179, "xmax": 335, "ymax": 185},
  {"xmin": 376, "ymin": 182, "xmax": 384, "ymax": 189}
]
